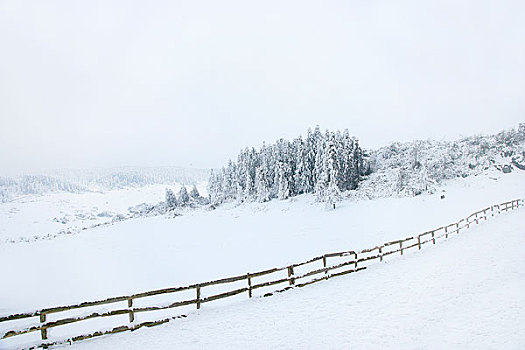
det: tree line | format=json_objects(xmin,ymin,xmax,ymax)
[{"xmin": 207, "ymin": 126, "xmax": 368, "ymax": 204}]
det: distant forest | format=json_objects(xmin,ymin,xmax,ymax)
[{"xmin": 0, "ymin": 167, "xmax": 208, "ymax": 203}]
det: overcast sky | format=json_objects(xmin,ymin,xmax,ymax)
[{"xmin": 1, "ymin": 0, "xmax": 524, "ymax": 175}]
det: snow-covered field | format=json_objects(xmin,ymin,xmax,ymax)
[
  {"xmin": 0, "ymin": 169, "xmax": 524, "ymax": 349},
  {"xmin": 60, "ymin": 204, "xmax": 525, "ymax": 350},
  {"xmin": 0, "ymin": 183, "xmax": 206, "ymax": 244}
]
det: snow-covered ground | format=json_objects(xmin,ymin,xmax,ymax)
[
  {"xmin": 59, "ymin": 205, "xmax": 525, "ymax": 350},
  {"xmin": 0, "ymin": 169, "xmax": 524, "ymax": 349},
  {"xmin": 0, "ymin": 183, "xmax": 206, "ymax": 243}
]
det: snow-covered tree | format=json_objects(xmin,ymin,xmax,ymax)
[
  {"xmin": 189, "ymin": 185, "xmax": 200, "ymax": 199},
  {"xmin": 165, "ymin": 188, "xmax": 178, "ymax": 208},
  {"xmin": 206, "ymin": 126, "xmax": 367, "ymax": 203},
  {"xmin": 277, "ymin": 161, "xmax": 292, "ymax": 200},
  {"xmin": 178, "ymin": 185, "xmax": 190, "ymax": 206},
  {"xmin": 324, "ymin": 133, "xmax": 342, "ymax": 204},
  {"xmin": 255, "ymin": 166, "xmax": 271, "ymax": 202}
]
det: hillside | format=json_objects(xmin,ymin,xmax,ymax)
[
  {"xmin": 361, "ymin": 124, "xmax": 525, "ymax": 199},
  {"xmin": 206, "ymin": 124, "xmax": 525, "ymax": 206},
  {"xmin": 0, "ymin": 166, "xmax": 209, "ymax": 203}
]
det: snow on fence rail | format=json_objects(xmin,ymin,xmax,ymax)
[{"xmin": 1, "ymin": 198, "xmax": 523, "ymax": 350}]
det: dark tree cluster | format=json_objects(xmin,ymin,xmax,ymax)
[{"xmin": 207, "ymin": 127, "xmax": 366, "ymax": 204}]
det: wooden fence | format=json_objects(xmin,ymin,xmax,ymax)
[{"xmin": 1, "ymin": 198, "xmax": 523, "ymax": 350}]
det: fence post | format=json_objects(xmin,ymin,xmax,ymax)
[
  {"xmin": 399, "ymin": 242, "xmax": 403, "ymax": 255},
  {"xmin": 456, "ymin": 222, "xmax": 459, "ymax": 234},
  {"xmin": 128, "ymin": 298, "xmax": 134, "ymax": 323},
  {"xmin": 432, "ymin": 231, "xmax": 435, "ymax": 244},
  {"xmin": 287, "ymin": 266, "xmax": 295, "ymax": 286},
  {"xmin": 196, "ymin": 287, "xmax": 201, "ymax": 309},
  {"xmin": 40, "ymin": 313, "xmax": 47, "ymax": 340},
  {"xmin": 354, "ymin": 252, "xmax": 358, "ymax": 269},
  {"xmin": 475, "ymin": 213, "xmax": 479, "ymax": 225},
  {"xmin": 445, "ymin": 226, "xmax": 448, "ymax": 239},
  {"xmin": 247, "ymin": 274, "xmax": 252, "ymax": 298},
  {"xmin": 378, "ymin": 247, "xmax": 383, "ymax": 262},
  {"xmin": 322, "ymin": 255, "xmax": 328, "ymax": 274},
  {"xmin": 417, "ymin": 235, "xmax": 421, "ymax": 250}
]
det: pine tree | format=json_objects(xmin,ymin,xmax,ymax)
[
  {"xmin": 254, "ymin": 144, "xmax": 272, "ymax": 202},
  {"xmin": 207, "ymin": 170, "xmax": 225, "ymax": 205},
  {"xmin": 304, "ymin": 128, "xmax": 317, "ymax": 192},
  {"xmin": 341, "ymin": 130, "xmax": 355, "ymax": 191},
  {"xmin": 293, "ymin": 137, "xmax": 309, "ymax": 195},
  {"xmin": 178, "ymin": 185, "xmax": 190, "ymax": 206},
  {"xmin": 165, "ymin": 188, "xmax": 178, "ymax": 208},
  {"xmin": 224, "ymin": 161, "xmax": 238, "ymax": 201},
  {"xmin": 278, "ymin": 161, "xmax": 291, "ymax": 200},
  {"xmin": 255, "ymin": 166, "xmax": 271, "ymax": 202},
  {"xmin": 189, "ymin": 185, "xmax": 200, "ymax": 199},
  {"xmin": 207, "ymin": 170, "xmax": 217, "ymax": 203},
  {"xmin": 244, "ymin": 171, "xmax": 255, "ymax": 201},
  {"xmin": 351, "ymin": 138, "xmax": 362, "ymax": 190},
  {"xmin": 206, "ymin": 126, "xmax": 368, "ymax": 204},
  {"xmin": 314, "ymin": 133, "xmax": 327, "ymax": 200},
  {"xmin": 325, "ymin": 133, "xmax": 342, "ymax": 204}
]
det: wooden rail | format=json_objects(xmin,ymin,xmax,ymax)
[{"xmin": 1, "ymin": 198, "xmax": 522, "ymax": 349}]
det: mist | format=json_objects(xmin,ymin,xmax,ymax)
[{"xmin": 1, "ymin": 0, "xmax": 524, "ymax": 176}]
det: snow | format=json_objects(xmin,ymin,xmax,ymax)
[
  {"xmin": 0, "ymin": 167, "xmax": 209, "ymax": 203},
  {"xmin": 0, "ymin": 169, "xmax": 524, "ymax": 349},
  {"xmin": 49, "ymin": 197, "xmax": 525, "ymax": 349},
  {"xmin": 0, "ymin": 183, "xmax": 207, "ymax": 243}
]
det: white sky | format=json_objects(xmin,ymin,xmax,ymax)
[{"xmin": 1, "ymin": 0, "xmax": 524, "ymax": 175}]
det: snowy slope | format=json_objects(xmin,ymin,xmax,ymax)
[
  {"xmin": 0, "ymin": 182, "xmax": 207, "ymax": 243},
  {"xmin": 0, "ymin": 169, "xmax": 523, "ymax": 318},
  {"xmin": 0, "ymin": 167, "xmax": 209, "ymax": 203},
  {"xmin": 41, "ymin": 199, "xmax": 525, "ymax": 349}
]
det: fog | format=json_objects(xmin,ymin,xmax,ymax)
[{"xmin": 1, "ymin": 0, "xmax": 524, "ymax": 175}]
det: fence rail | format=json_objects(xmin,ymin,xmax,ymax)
[{"xmin": 1, "ymin": 198, "xmax": 523, "ymax": 349}]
